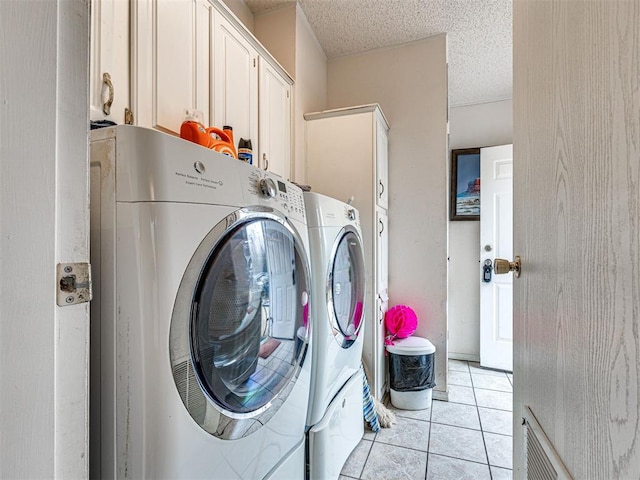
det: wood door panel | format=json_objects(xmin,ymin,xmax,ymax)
[{"xmin": 514, "ymin": 1, "xmax": 640, "ymax": 477}]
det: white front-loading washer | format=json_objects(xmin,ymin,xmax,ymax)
[
  {"xmin": 90, "ymin": 125, "xmax": 312, "ymax": 479},
  {"xmin": 303, "ymin": 191, "xmax": 366, "ymax": 479}
]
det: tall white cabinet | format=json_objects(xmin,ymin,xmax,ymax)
[{"xmin": 305, "ymin": 105, "xmax": 390, "ymax": 399}]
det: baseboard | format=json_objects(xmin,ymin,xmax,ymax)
[
  {"xmin": 432, "ymin": 389, "xmax": 449, "ymax": 402},
  {"xmin": 448, "ymin": 353, "xmax": 480, "ymax": 362}
]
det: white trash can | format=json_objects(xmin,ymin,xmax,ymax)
[{"xmin": 386, "ymin": 336, "xmax": 436, "ymax": 410}]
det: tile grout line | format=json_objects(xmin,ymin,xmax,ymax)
[
  {"xmin": 357, "ymin": 437, "xmax": 374, "ymax": 480},
  {"xmin": 424, "ymin": 396, "xmax": 434, "ymax": 479},
  {"xmin": 427, "ymin": 451, "xmax": 492, "ymax": 467},
  {"xmin": 468, "ymin": 361, "xmax": 494, "ymax": 480}
]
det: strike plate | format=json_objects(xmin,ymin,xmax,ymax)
[{"xmin": 57, "ymin": 263, "xmax": 93, "ymax": 306}]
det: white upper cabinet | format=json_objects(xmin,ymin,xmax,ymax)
[
  {"xmin": 90, "ymin": 0, "xmax": 130, "ymax": 124},
  {"xmin": 132, "ymin": 0, "xmax": 212, "ymax": 133},
  {"xmin": 195, "ymin": 0, "xmax": 213, "ymax": 125},
  {"xmin": 125, "ymin": 0, "xmax": 292, "ymax": 173},
  {"xmin": 258, "ymin": 58, "xmax": 291, "ymax": 179},
  {"xmin": 154, "ymin": 0, "xmax": 194, "ymax": 133},
  {"xmin": 213, "ymin": 10, "xmax": 258, "ymax": 150}
]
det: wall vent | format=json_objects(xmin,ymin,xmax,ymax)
[{"xmin": 523, "ymin": 406, "xmax": 573, "ymax": 480}]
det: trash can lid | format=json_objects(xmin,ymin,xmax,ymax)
[{"xmin": 386, "ymin": 336, "xmax": 436, "ymax": 355}]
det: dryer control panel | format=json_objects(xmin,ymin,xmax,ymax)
[{"xmin": 246, "ymin": 170, "xmax": 306, "ymax": 223}]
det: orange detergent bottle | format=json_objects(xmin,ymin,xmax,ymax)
[
  {"xmin": 206, "ymin": 127, "xmax": 237, "ymax": 158},
  {"xmin": 179, "ymin": 110, "xmax": 211, "ymax": 148}
]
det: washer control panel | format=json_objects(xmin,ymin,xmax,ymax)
[{"xmin": 247, "ymin": 170, "xmax": 306, "ymax": 222}]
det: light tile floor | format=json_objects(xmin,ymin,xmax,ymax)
[{"xmin": 340, "ymin": 360, "xmax": 513, "ymax": 480}]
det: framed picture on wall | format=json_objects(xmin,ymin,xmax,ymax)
[{"xmin": 450, "ymin": 148, "xmax": 481, "ymax": 221}]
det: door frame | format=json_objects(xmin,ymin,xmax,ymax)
[{"xmin": 0, "ymin": 1, "xmax": 90, "ymax": 477}]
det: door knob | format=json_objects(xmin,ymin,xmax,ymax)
[{"xmin": 494, "ymin": 256, "xmax": 521, "ymax": 278}]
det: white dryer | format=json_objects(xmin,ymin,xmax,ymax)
[
  {"xmin": 89, "ymin": 126, "xmax": 312, "ymax": 479},
  {"xmin": 303, "ymin": 191, "xmax": 366, "ymax": 479}
]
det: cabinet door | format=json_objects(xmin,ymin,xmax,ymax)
[
  {"xmin": 258, "ymin": 58, "xmax": 291, "ymax": 179},
  {"xmin": 213, "ymin": 11, "xmax": 258, "ymax": 153},
  {"xmin": 376, "ymin": 207, "xmax": 388, "ymax": 294},
  {"xmin": 194, "ymin": 0, "xmax": 213, "ymax": 125},
  {"xmin": 90, "ymin": 0, "xmax": 130, "ymax": 124},
  {"xmin": 154, "ymin": 0, "xmax": 193, "ymax": 133},
  {"xmin": 374, "ymin": 292, "xmax": 389, "ymax": 399},
  {"xmin": 132, "ymin": 0, "xmax": 210, "ymax": 133},
  {"xmin": 375, "ymin": 117, "xmax": 389, "ymax": 209}
]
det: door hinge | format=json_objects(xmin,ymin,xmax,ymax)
[
  {"xmin": 124, "ymin": 108, "xmax": 134, "ymax": 125},
  {"xmin": 57, "ymin": 263, "xmax": 92, "ymax": 306}
]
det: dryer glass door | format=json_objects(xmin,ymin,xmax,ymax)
[
  {"xmin": 170, "ymin": 211, "xmax": 310, "ymax": 438},
  {"xmin": 329, "ymin": 229, "xmax": 365, "ymax": 348},
  {"xmin": 192, "ymin": 218, "xmax": 309, "ymax": 414}
]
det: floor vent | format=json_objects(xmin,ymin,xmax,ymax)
[{"xmin": 523, "ymin": 406, "xmax": 573, "ymax": 480}]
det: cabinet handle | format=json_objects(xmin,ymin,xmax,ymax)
[
  {"xmin": 379, "ymin": 180, "xmax": 384, "ymax": 198},
  {"xmin": 262, "ymin": 153, "xmax": 269, "ymax": 171},
  {"xmin": 379, "ymin": 219, "xmax": 384, "ymax": 236},
  {"xmin": 102, "ymin": 72, "xmax": 114, "ymax": 116}
]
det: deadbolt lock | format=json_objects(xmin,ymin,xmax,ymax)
[{"xmin": 494, "ymin": 256, "xmax": 521, "ymax": 278}]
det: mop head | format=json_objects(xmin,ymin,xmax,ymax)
[
  {"xmin": 374, "ymin": 396, "xmax": 397, "ymax": 428},
  {"xmin": 361, "ymin": 361, "xmax": 396, "ymax": 428}
]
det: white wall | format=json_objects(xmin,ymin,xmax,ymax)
[
  {"xmin": 327, "ymin": 36, "xmax": 449, "ymax": 395},
  {"xmin": 221, "ymin": 0, "xmax": 254, "ymax": 32},
  {"xmin": 254, "ymin": 4, "xmax": 327, "ymax": 184},
  {"xmin": 292, "ymin": 4, "xmax": 327, "ymax": 184},
  {"xmin": 253, "ymin": 5, "xmax": 296, "ymax": 76},
  {"xmin": 448, "ymin": 99, "xmax": 512, "ymax": 360}
]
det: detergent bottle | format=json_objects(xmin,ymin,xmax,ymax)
[
  {"xmin": 222, "ymin": 125, "xmax": 238, "ymax": 159},
  {"xmin": 206, "ymin": 127, "xmax": 237, "ymax": 158},
  {"xmin": 179, "ymin": 109, "xmax": 210, "ymax": 148}
]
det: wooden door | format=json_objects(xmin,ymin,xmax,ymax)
[
  {"xmin": 479, "ymin": 144, "xmax": 513, "ymax": 371},
  {"xmin": 514, "ymin": 1, "xmax": 640, "ymax": 477}
]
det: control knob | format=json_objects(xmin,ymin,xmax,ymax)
[{"xmin": 258, "ymin": 177, "xmax": 277, "ymax": 198}]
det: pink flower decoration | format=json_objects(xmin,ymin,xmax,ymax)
[{"xmin": 385, "ymin": 305, "xmax": 418, "ymax": 339}]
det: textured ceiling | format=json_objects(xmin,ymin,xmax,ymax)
[{"xmin": 244, "ymin": 0, "xmax": 512, "ymax": 106}]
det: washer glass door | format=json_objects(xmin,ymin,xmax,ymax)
[
  {"xmin": 328, "ymin": 228, "xmax": 365, "ymax": 348},
  {"xmin": 170, "ymin": 209, "xmax": 310, "ymax": 439}
]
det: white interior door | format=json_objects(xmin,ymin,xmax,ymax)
[{"xmin": 479, "ymin": 144, "xmax": 513, "ymax": 371}]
